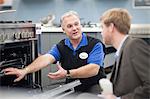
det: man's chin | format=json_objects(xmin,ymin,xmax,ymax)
[
  {"xmin": 103, "ymin": 41, "xmax": 111, "ymax": 45},
  {"xmin": 72, "ymin": 35, "xmax": 81, "ymax": 40}
]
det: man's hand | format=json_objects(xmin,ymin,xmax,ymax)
[
  {"xmin": 3, "ymin": 67, "xmax": 27, "ymax": 82},
  {"xmin": 47, "ymin": 62, "xmax": 67, "ymax": 80}
]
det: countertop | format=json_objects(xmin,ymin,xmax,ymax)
[
  {"xmin": 40, "ymin": 24, "xmax": 150, "ymax": 38},
  {"xmin": 41, "ymin": 26, "xmax": 102, "ymax": 33}
]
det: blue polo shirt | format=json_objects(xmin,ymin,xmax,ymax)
[{"xmin": 47, "ymin": 33, "xmax": 105, "ymax": 67}]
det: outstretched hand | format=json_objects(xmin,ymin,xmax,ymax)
[
  {"xmin": 3, "ymin": 67, "xmax": 27, "ymax": 82},
  {"xmin": 47, "ymin": 62, "xmax": 67, "ymax": 80}
]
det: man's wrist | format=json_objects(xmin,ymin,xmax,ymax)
[
  {"xmin": 24, "ymin": 67, "xmax": 29, "ymax": 74},
  {"xmin": 66, "ymin": 70, "xmax": 71, "ymax": 78}
]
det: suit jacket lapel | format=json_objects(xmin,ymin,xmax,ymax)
[{"xmin": 111, "ymin": 37, "xmax": 131, "ymax": 83}]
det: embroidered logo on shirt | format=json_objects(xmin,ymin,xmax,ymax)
[{"xmin": 79, "ymin": 52, "xmax": 88, "ymax": 59}]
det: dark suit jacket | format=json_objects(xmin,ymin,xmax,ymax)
[{"xmin": 110, "ymin": 36, "xmax": 150, "ymax": 99}]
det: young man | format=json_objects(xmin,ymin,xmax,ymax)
[
  {"xmin": 100, "ymin": 8, "xmax": 150, "ymax": 99},
  {"xmin": 3, "ymin": 11, "xmax": 106, "ymax": 93}
]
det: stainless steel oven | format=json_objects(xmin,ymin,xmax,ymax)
[{"xmin": 0, "ymin": 21, "xmax": 41, "ymax": 88}]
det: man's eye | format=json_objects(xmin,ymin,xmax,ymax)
[
  {"xmin": 75, "ymin": 22, "xmax": 79, "ymax": 26},
  {"xmin": 67, "ymin": 25, "xmax": 72, "ymax": 28}
]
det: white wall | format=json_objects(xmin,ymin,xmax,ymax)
[{"xmin": 0, "ymin": 0, "xmax": 149, "ymax": 24}]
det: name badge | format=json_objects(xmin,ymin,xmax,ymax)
[{"xmin": 79, "ymin": 52, "xmax": 88, "ymax": 59}]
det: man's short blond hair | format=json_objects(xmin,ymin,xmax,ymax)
[{"xmin": 100, "ymin": 8, "xmax": 132, "ymax": 34}]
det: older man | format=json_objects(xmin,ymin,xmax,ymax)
[{"xmin": 3, "ymin": 11, "xmax": 106, "ymax": 94}]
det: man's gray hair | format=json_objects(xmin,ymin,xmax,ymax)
[{"xmin": 60, "ymin": 10, "xmax": 80, "ymax": 24}]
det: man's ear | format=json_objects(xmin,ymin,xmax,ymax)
[
  {"xmin": 61, "ymin": 24, "xmax": 64, "ymax": 30},
  {"xmin": 61, "ymin": 28, "xmax": 65, "ymax": 33},
  {"xmin": 109, "ymin": 23, "xmax": 115, "ymax": 32},
  {"xmin": 62, "ymin": 27, "xmax": 64, "ymax": 31}
]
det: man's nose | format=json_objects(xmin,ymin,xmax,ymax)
[{"xmin": 72, "ymin": 25, "xmax": 77, "ymax": 30}]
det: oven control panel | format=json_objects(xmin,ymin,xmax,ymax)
[{"xmin": 0, "ymin": 23, "xmax": 37, "ymax": 43}]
